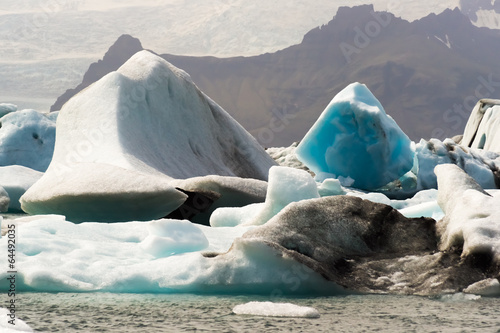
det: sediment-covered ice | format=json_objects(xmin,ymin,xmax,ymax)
[
  {"xmin": 0, "ymin": 215, "xmax": 339, "ymax": 294},
  {"xmin": 232, "ymin": 301, "xmax": 320, "ymax": 318},
  {"xmin": 0, "ymin": 166, "xmax": 43, "ymax": 212},
  {"xmin": 296, "ymin": 82, "xmax": 414, "ymax": 190},
  {"xmin": 266, "ymin": 142, "xmax": 312, "ymax": 174},
  {"xmin": 435, "ymin": 164, "xmax": 500, "ymax": 264},
  {"xmin": 171, "ymin": 175, "xmax": 268, "ymax": 225},
  {"xmin": 0, "ymin": 109, "xmax": 56, "ymax": 172},
  {"xmin": 21, "ymin": 50, "xmax": 275, "ymax": 222}
]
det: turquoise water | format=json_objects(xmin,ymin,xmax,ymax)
[{"xmin": 7, "ymin": 293, "xmax": 500, "ymax": 332}]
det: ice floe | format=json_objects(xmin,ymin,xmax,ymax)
[{"xmin": 232, "ymin": 301, "xmax": 320, "ymax": 318}]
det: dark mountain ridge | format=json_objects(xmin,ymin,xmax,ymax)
[{"xmin": 52, "ymin": 5, "xmax": 500, "ymax": 146}]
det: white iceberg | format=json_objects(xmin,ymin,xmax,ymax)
[
  {"xmin": 210, "ymin": 166, "xmax": 319, "ymax": 227},
  {"xmin": 21, "ymin": 51, "xmax": 275, "ymax": 222},
  {"xmin": 0, "ymin": 165, "xmax": 43, "ymax": 212},
  {"xmin": 0, "ymin": 109, "xmax": 56, "ymax": 172},
  {"xmin": 462, "ymin": 98, "xmax": 500, "ymax": 152},
  {"xmin": 0, "ymin": 103, "xmax": 17, "ymax": 118},
  {"xmin": 296, "ymin": 82, "xmax": 413, "ymax": 190},
  {"xmin": 415, "ymin": 138, "xmax": 500, "ymax": 190},
  {"xmin": 435, "ymin": 164, "xmax": 500, "ymax": 264},
  {"xmin": 232, "ymin": 301, "xmax": 320, "ymax": 318}
]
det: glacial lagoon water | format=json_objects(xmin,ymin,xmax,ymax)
[{"xmin": 7, "ymin": 292, "xmax": 500, "ymax": 332}]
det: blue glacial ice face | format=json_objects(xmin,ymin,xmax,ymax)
[{"xmin": 296, "ymin": 82, "xmax": 414, "ymax": 190}]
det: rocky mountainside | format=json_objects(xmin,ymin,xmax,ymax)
[{"xmin": 52, "ymin": 5, "xmax": 500, "ymax": 146}]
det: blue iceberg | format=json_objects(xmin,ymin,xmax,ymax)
[{"xmin": 296, "ymin": 82, "xmax": 414, "ymax": 190}]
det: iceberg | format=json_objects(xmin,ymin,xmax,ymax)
[
  {"xmin": 171, "ymin": 175, "xmax": 268, "ymax": 225},
  {"xmin": 209, "ymin": 166, "xmax": 319, "ymax": 227},
  {"xmin": 0, "ymin": 186, "xmax": 9, "ymax": 212},
  {"xmin": 232, "ymin": 301, "xmax": 320, "ymax": 318},
  {"xmin": 296, "ymin": 82, "xmax": 413, "ymax": 190},
  {"xmin": 0, "ymin": 109, "xmax": 57, "ymax": 172},
  {"xmin": 0, "ymin": 215, "xmax": 338, "ymax": 295},
  {"xmin": 415, "ymin": 138, "xmax": 500, "ymax": 190},
  {"xmin": 435, "ymin": 164, "xmax": 500, "ymax": 265},
  {"xmin": 464, "ymin": 278, "xmax": 500, "ymax": 297},
  {"xmin": 0, "ymin": 103, "xmax": 17, "ymax": 118},
  {"xmin": 0, "ymin": 165, "xmax": 43, "ymax": 212},
  {"xmin": 21, "ymin": 51, "xmax": 276, "ymax": 222},
  {"xmin": 462, "ymin": 99, "xmax": 500, "ymax": 152}
]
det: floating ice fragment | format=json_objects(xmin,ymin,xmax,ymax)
[
  {"xmin": 232, "ymin": 301, "xmax": 320, "ymax": 318},
  {"xmin": 464, "ymin": 278, "xmax": 500, "ymax": 296}
]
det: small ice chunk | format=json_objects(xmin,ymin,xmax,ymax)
[
  {"xmin": 438, "ymin": 293, "xmax": 481, "ymax": 302},
  {"xmin": 210, "ymin": 203, "xmax": 264, "ymax": 227},
  {"xmin": 140, "ymin": 219, "xmax": 209, "ymax": 257},
  {"xmin": 317, "ymin": 178, "xmax": 346, "ymax": 196},
  {"xmin": 352, "ymin": 192, "xmax": 391, "ymax": 206},
  {"xmin": 399, "ymin": 201, "xmax": 444, "ymax": 220},
  {"xmin": 245, "ymin": 166, "xmax": 319, "ymax": 225},
  {"xmin": 232, "ymin": 301, "xmax": 320, "ymax": 318},
  {"xmin": 464, "ymin": 278, "xmax": 500, "ymax": 297}
]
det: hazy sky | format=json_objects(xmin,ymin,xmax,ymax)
[{"xmin": 0, "ymin": 0, "xmax": 460, "ymax": 21}]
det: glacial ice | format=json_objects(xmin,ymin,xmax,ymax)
[
  {"xmin": 21, "ymin": 50, "xmax": 275, "ymax": 222},
  {"xmin": 0, "ymin": 215, "xmax": 338, "ymax": 294},
  {"xmin": 21, "ymin": 163, "xmax": 188, "ymax": 223},
  {"xmin": 0, "ymin": 103, "xmax": 17, "ymax": 117},
  {"xmin": 435, "ymin": 164, "xmax": 500, "ymax": 264},
  {"xmin": 464, "ymin": 278, "xmax": 500, "ymax": 297},
  {"xmin": 0, "ymin": 166, "xmax": 42, "ymax": 212},
  {"xmin": 140, "ymin": 219, "xmax": 209, "ymax": 257},
  {"xmin": 171, "ymin": 175, "xmax": 268, "ymax": 225},
  {"xmin": 232, "ymin": 301, "xmax": 320, "ymax": 318},
  {"xmin": 296, "ymin": 82, "xmax": 414, "ymax": 190},
  {"xmin": 462, "ymin": 99, "xmax": 500, "ymax": 152},
  {"xmin": 210, "ymin": 166, "xmax": 319, "ymax": 227},
  {"xmin": 415, "ymin": 138, "xmax": 500, "ymax": 189},
  {"xmin": 0, "ymin": 109, "xmax": 56, "ymax": 172},
  {"xmin": 0, "ymin": 186, "xmax": 9, "ymax": 212}
]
